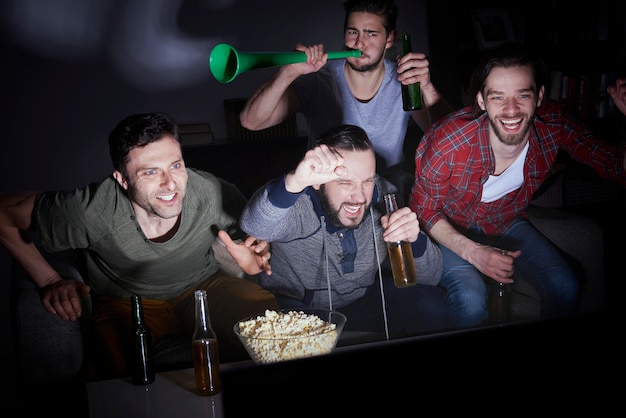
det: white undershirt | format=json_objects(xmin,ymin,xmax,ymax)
[{"xmin": 481, "ymin": 142, "xmax": 529, "ymax": 203}]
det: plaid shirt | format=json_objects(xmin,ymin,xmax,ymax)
[{"xmin": 410, "ymin": 101, "xmax": 626, "ymax": 236}]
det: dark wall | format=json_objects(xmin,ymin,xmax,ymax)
[
  {"xmin": 427, "ymin": 0, "xmax": 626, "ymax": 111},
  {"xmin": 0, "ymin": 0, "xmax": 428, "ymax": 350},
  {"xmin": 0, "ymin": 0, "xmax": 428, "ymax": 193}
]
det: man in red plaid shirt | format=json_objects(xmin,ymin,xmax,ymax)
[{"xmin": 409, "ymin": 42, "xmax": 626, "ymax": 328}]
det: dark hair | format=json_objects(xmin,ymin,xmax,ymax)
[
  {"xmin": 315, "ymin": 124, "xmax": 373, "ymax": 152},
  {"xmin": 108, "ymin": 112, "xmax": 180, "ymax": 176},
  {"xmin": 467, "ymin": 42, "xmax": 549, "ymax": 118},
  {"xmin": 343, "ymin": 0, "xmax": 398, "ymax": 35}
]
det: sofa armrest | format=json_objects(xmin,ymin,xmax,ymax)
[
  {"xmin": 527, "ymin": 205, "xmax": 605, "ymax": 312},
  {"xmin": 10, "ymin": 241, "xmax": 89, "ymax": 386}
]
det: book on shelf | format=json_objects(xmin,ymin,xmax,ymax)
[{"xmin": 551, "ymin": 71, "xmax": 617, "ymax": 120}]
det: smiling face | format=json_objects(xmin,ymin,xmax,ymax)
[
  {"xmin": 316, "ymin": 148, "xmax": 376, "ymax": 229},
  {"xmin": 113, "ymin": 135, "xmax": 188, "ymax": 221},
  {"xmin": 477, "ymin": 65, "xmax": 545, "ymax": 146},
  {"xmin": 343, "ymin": 11, "xmax": 394, "ymax": 72}
]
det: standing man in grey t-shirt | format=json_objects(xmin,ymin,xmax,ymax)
[{"xmin": 240, "ymin": 0, "xmax": 452, "ymax": 200}]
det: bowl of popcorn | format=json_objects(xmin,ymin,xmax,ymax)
[{"xmin": 234, "ymin": 308, "xmax": 347, "ymax": 364}]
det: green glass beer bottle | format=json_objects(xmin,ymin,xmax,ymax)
[
  {"xmin": 400, "ymin": 33, "xmax": 422, "ymax": 111},
  {"xmin": 130, "ymin": 294, "xmax": 155, "ymax": 385}
]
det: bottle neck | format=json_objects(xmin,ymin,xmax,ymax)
[
  {"xmin": 401, "ymin": 34, "xmax": 412, "ymax": 55},
  {"xmin": 131, "ymin": 295, "xmax": 146, "ymax": 326},
  {"xmin": 384, "ymin": 193, "xmax": 398, "ymax": 215},
  {"xmin": 195, "ymin": 295, "xmax": 211, "ymax": 331}
]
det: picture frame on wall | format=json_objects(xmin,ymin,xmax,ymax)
[{"xmin": 472, "ymin": 9, "xmax": 516, "ymax": 50}]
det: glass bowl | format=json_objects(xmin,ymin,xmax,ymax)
[{"xmin": 233, "ymin": 308, "xmax": 347, "ymax": 364}]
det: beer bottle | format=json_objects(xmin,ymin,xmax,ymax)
[
  {"xmin": 488, "ymin": 282, "xmax": 512, "ymax": 325},
  {"xmin": 130, "ymin": 294, "xmax": 155, "ymax": 385},
  {"xmin": 383, "ymin": 193, "xmax": 418, "ymax": 288},
  {"xmin": 192, "ymin": 289, "xmax": 221, "ymax": 395},
  {"xmin": 400, "ymin": 33, "xmax": 422, "ymax": 111}
]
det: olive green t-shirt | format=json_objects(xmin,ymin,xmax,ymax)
[{"xmin": 33, "ymin": 168, "xmax": 247, "ymax": 299}]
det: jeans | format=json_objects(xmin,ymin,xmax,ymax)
[{"xmin": 439, "ymin": 218, "xmax": 580, "ymax": 328}]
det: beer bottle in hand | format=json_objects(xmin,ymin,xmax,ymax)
[
  {"xmin": 400, "ymin": 33, "xmax": 422, "ymax": 111},
  {"xmin": 383, "ymin": 193, "xmax": 418, "ymax": 288}
]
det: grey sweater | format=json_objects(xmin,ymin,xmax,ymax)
[{"xmin": 240, "ymin": 176, "xmax": 442, "ymax": 309}]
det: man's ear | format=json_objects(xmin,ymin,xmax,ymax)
[
  {"xmin": 536, "ymin": 85, "xmax": 546, "ymax": 107},
  {"xmin": 312, "ymin": 184, "xmax": 321, "ymax": 191},
  {"xmin": 477, "ymin": 91, "xmax": 486, "ymax": 111},
  {"xmin": 386, "ymin": 28, "xmax": 397, "ymax": 50},
  {"xmin": 113, "ymin": 171, "xmax": 129, "ymax": 190}
]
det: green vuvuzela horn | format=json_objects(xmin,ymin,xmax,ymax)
[{"xmin": 209, "ymin": 43, "xmax": 361, "ymax": 83}]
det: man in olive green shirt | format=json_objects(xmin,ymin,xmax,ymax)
[{"xmin": 0, "ymin": 112, "xmax": 279, "ymax": 380}]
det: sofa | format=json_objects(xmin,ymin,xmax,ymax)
[
  {"xmin": 9, "ymin": 235, "xmax": 252, "ymax": 388},
  {"xmin": 9, "ymin": 202, "xmax": 606, "ymax": 390}
]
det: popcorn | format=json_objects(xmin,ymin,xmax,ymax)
[{"xmin": 236, "ymin": 309, "xmax": 339, "ymax": 364}]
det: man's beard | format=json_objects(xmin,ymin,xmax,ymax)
[
  {"xmin": 346, "ymin": 49, "xmax": 385, "ymax": 73},
  {"xmin": 319, "ymin": 186, "xmax": 369, "ymax": 230},
  {"xmin": 488, "ymin": 113, "xmax": 533, "ymax": 146}
]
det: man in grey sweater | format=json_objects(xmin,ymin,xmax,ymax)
[{"xmin": 240, "ymin": 124, "xmax": 449, "ymax": 338}]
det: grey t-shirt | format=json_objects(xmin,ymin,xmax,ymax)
[
  {"xmin": 33, "ymin": 168, "xmax": 246, "ymax": 299},
  {"xmin": 293, "ymin": 59, "xmax": 411, "ymax": 170}
]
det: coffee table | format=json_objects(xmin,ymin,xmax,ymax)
[
  {"xmin": 87, "ymin": 365, "xmax": 231, "ymax": 418},
  {"xmin": 86, "ymin": 329, "xmax": 469, "ymax": 417},
  {"xmin": 86, "ymin": 331, "xmax": 384, "ymax": 418},
  {"xmin": 87, "ymin": 310, "xmax": 625, "ymax": 417}
]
